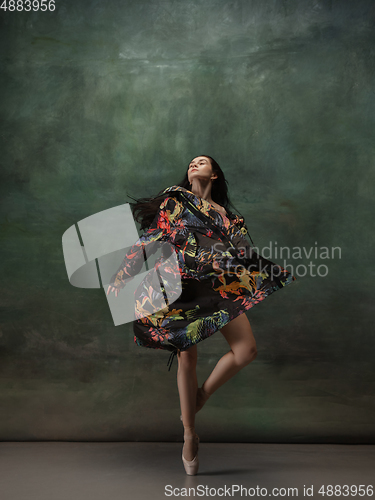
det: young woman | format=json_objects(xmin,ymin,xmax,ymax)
[{"xmin": 107, "ymin": 155, "xmax": 296, "ymax": 475}]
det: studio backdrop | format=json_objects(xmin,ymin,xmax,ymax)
[{"xmin": 0, "ymin": 0, "xmax": 374, "ymax": 442}]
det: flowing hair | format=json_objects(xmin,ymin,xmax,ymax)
[{"xmin": 125, "ymin": 155, "xmax": 244, "ymax": 231}]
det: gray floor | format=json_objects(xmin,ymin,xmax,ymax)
[{"xmin": 1, "ymin": 442, "xmax": 374, "ymax": 500}]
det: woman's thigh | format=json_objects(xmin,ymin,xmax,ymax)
[{"xmin": 220, "ymin": 312, "xmax": 257, "ymax": 364}]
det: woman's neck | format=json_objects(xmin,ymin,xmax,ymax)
[{"xmin": 189, "ymin": 179, "xmax": 214, "ymax": 204}]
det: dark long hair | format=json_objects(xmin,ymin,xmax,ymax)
[{"xmin": 126, "ymin": 155, "xmax": 244, "ymax": 231}]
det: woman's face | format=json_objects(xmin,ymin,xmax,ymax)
[{"xmin": 187, "ymin": 156, "xmax": 217, "ymax": 184}]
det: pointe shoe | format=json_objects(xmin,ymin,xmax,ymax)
[
  {"xmin": 180, "ymin": 387, "xmax": 210, "ymax": 423},
  {"xmin": 182, "ymin": 434, "xmax": 200, "ymax": 475}
]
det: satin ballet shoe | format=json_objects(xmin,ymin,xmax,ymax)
[
  {"xmin": 181, "ymin": 434, "xmax": 200, "ymax": 475},
  {"xmin": 180, "ymin": 387, "xmax": 211, "ymax": 423}
]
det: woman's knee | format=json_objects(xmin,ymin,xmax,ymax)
[
  {"xmin": 177, "ymin": 346, "xmax": 197, "ymax": 370},
  {"xmin": 233, "ymin": 344, "xmax": 257, "ymax": 367}
]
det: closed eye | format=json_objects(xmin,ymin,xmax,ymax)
[{"xmin": 189, "ymin": 161, "xmax": 205, "ymax": 168}]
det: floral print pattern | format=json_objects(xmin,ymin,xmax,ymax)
[{"xmin": 110, "ymin": 186, "xmax": 297, "ymax": 365}]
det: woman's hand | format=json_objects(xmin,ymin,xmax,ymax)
[{"xmin": 106, "ymin": 284, "xmax": 120, "ymax": 297}]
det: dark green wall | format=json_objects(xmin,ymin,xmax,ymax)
[{"xmin": 1, "ymin": 0, "xmax": 374, "ymax": 442}]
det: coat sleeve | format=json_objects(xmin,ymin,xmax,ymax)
[
  {"xmin": 109, "ymin": 195, "xmax": 184, "ymax": 290},
  {"xmin": 232, "ymin": 213, "xmax": 253, "ymax": 243}
]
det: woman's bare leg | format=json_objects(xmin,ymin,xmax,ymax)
[
  {"xmin": 200, "ymin": 312, "xmax": 257, "ymax": 400},
  {"xmin": 177, "ymin": 345, "xmax": 199, "ymax": 461}
]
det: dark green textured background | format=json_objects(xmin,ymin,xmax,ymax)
[{"xmin": 1, "ymin": 0, "xmax": 374, "ymax": 442}]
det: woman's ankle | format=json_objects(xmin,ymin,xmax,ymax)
[
  {"xmin": 183, "ymin": 425, "xmax": 196, "ymax": 437},
  {"xmin": 201, "ymin": 384, "xmax": 211, "ymax": 398},
  {"xmin": 195, "ymin": 386, "xmax": 211, "ymax": 414}
]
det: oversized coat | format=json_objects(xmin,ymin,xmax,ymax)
[{"xmin": 110, "ymin": 185, "xmax": 297, "ymax": 370}]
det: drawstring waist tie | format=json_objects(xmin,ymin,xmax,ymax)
[{"xmin": 167, "ymin": 348, "xmax": 179, "ymax": 371}]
